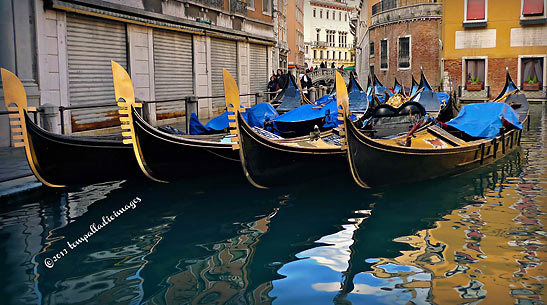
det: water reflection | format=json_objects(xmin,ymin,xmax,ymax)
[{"xmin": 0, "ymin": 105, "xmax": 544, "ymax": 304}]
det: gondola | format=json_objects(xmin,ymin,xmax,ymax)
[
  {"xmin": 111, "ymin": 61, "xmax": 241, "ymax": 183},
  {"xmin": 0, "ymin": 68, "xmax": 143, "ymax": 187},
  {"xmin": 372, "ymin": 72, "xmax": 390, "ymax": 102},
  {"xmin": 392, "ymin": 78, "xmax": 404, "ymax": 95},
  {"xmin": 339, "ymin": 70, "xmax": 529, "ymax": 188},
  {"xmin": 225, "ymin": 69, "xmax": 350, "ymax": 189},
  {"xmin": 408, "ymin": 69, "xmax": 441, "ymax": 117},
  {"xmin": 272, "ymin": 73, "xmax": 302, "ymax": 113}
]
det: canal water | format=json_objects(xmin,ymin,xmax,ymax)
[{"xmin": 0, "ymin": 104, "xmax": 545, "ymax": 305}]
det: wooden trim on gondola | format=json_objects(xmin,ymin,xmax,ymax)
[{"xmin": 1, "ymin": 68, "xmax": 64, "ymax": 187}]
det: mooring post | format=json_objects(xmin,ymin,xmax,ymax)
[
  {"xmin": 39, "ymin": 103, "xmax": 59, "ymax": 133},
  {"xmin": 310, "ymin": 87, "xmax": 316, "ymax": 102},
  {"xmin": 256, "ymin": 91, "xmax": 264, "ymax": 105},
  {"xmin": 185, "ymin": 96, "xmax": 198, "ymax": 133}
]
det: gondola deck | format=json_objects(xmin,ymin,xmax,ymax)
[{"xmin": 339, "ymin": 70, "xmax": 529, "ymax": 188}]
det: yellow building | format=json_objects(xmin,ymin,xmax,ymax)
[{"xmin": 442, "ymin": 0, "xmax": 547, "ymax": 101}]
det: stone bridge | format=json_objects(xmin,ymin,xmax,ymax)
[{"xmin": 308, "ymin": 68, "xmax": 349, "ymax": 86}]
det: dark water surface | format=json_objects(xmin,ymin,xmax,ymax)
[{"xmin": 0, "ymin": 104, "xmax": 545, "ymax": 305}]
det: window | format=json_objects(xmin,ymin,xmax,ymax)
[
  {"xmin": 521, "ymin": 0, "xmax": 546, "ymax": 23},
  {"xmin": 520, "ymin": 57, "xmax": 544, "ymax": 90},
  {"xmin": 333, "ymin": 51, "xmax": 337, "ymax": 60},
  {"xmin": 320, "ymin": 10, "xmax": 323, "ymax": 18},
  {"xmin": 327, "ymin": 51, "xmax": 330, "ymax": 59},
  {"xmin": 248, "ymin": 0, "xmax": 254, "ymax": 10},
  {"xmin": 345, "ymin": 52, "xmax": 348, "ymax": 60},
  {"xmin": 327, "ymin": 30, "xmax": 335, "ymax": 47},
  {"xmin": 339, "ymin": 51, "xmax": 342, "ymax": 60},
  {"xmin": 339, "ymin": 12, "xmax": 342, "ymax": 20},
  {"xmin": 345, "ymin": 14, "xmax": 347, "ymax": 21},
  {"xmin": 297, "ymin": 8, "xmax": 303, "ymax": 25},
  {"xmin": 369, "ymin": 42, "xmax": 375, "ymax": 57},
  {"xmin": 316, "ymin": 29, "xmax": 320, "ymax": 41},
  {"xmin": 398, "ymin": 36, "xmax": 410, "ymax": 69},
  {"xmin": 313, "ymin": 8, "xmax": 316, "ymax": 17},
  {"xmin": 263, "ymin": 0, "xmax": 271, "ymax": 14},
  {"xmin": 338, "ymin": 32, "xmax": 347, "ymax": 48},
  {"xmin": 380, "ymin": 39, "xmax": 388, "ymax": 70},
  {"xmin": 314, "ymin": 50, "xmax": 317, "ymax": 59},
  {"xmin": 522, "ymin": 0, "xmax": 544, "ymax": 16},
  {"xmin": 320, "ymin": 50, "xmax": 324, "ymax": 59},
  {"xmin": 327, "ymin": 11, "xmax": 329, "ymax": 19},
  {"xmin": 464, "ymin": 58, "xmax": 486, "ymax": 88},
  {"xmin": 464, "ymin": 0, "xmax": 487, "ymax": 24},
  {"xmin": 370, "ymin": 64, "xmax": 375, "ymax": 76}
]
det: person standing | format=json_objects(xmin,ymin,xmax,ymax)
[
  {"xmin": 267, "ymin": 75, "xmax": 278, "ymax": 100},
  {"xmin": 301, "ymin": 69, "xmax": 313, "ymax": 100},
  {"xmin": 331, "ymin": 62, "xmax": 335, "ymax": 69},
  {"xmin": 276, "ymin": 69, "xmax": 288, "ymax": 90}
]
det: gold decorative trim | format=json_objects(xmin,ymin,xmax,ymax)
[
  {"xmin": 1, "ymin": 68, "xmax": 64, "ymax": 187},
  {"xmin": 335, "ymin": 71, "xmax": 370, "ymax": 189},
  {"xmin": 111, "ymin": 61, "xmax": 167, "ymax": 183},
  {"xmin": 222, "ymin": 69, "xmax": 266, "ymax": 189}
]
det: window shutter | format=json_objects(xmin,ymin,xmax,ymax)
[
  {"xmin": 467, "ymin": 0, "xmax": 486, "ymax": 20},
  {"xmin": 523, "ymin": 0, "xmax": 544, "ymax": 15}
]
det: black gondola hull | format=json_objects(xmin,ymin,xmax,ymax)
[
  {"xmin": 237, "ymin": 112, "xmax": 349, "ymax": 188},
  {"xmin": 345, "ymin": 117, "xmax": 523, "ymax": 188},
  {"xmin": 24, "ymin": 112, "xmax": 142, "ymax": 185},
  {"xmin": 130, "ymin": 108, "xmax": 240, "ymax": 181}
]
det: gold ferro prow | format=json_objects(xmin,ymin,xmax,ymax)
[{"xmin": 1, "ymin": 68, "xmax": 62, "ymax": 187}]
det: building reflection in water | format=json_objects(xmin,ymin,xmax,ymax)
[{"xmin": 358, "ymin": 157, "xmax": 545, "ymax": 305}]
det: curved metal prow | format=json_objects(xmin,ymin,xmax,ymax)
[
  {"xmin": 336, "ymin": 71, "xmax": 349, "ymax": 150},
  {"xmin": 222, "ymin": 68, "xmax": 264, "ymax": 189},
  {"xmin": 1, "ymin": 68, "xmax": 63, "ymax": 187},
  {"xmin": 111, "ymin": 61, "xmax": 165, "ymax": 183}
]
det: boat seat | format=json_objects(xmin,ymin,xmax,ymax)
[{"xmin": 427, "ymin": 125, "xmax": 467, "ymax": 146}]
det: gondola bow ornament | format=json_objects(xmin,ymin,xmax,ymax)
[
  {"xmin": 111, "ymin": 60, "xmax": 163, "ymax": 183},
  {"xmin": 1, "ymin": 68, "xmax": 62, "ymax": 187}
]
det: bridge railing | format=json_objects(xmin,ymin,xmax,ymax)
[{"xmin": 309, "ymin": 68, "xmax": 349, "ymax": 85}]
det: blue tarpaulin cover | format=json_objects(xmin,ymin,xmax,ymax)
[
  {"xmin": 436, "ymin": 92, "xmax": 450, "ymax": 106},
  {"xmin": 446, "ymin": 102, "xmax": 522, "ymax": 139},
  {"xmin": 275, "ymin": 76, "xmax": 302, "ymax": 112},
  {"xmin": 189, "ymin": 102, "xmax": 278, "ymax": 135}
]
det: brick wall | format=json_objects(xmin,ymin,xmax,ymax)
[
  {"xmin": 444, "ymin": 58, "xmax": 518, "ymax": 98},
  {"xmin": 368, "ymin": 19, "xmax": 441, "ymax": 90}
]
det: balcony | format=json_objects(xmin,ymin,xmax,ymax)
[
  {"xmin": 311, "ymin": 41, "xmax": 328, "ymax": 48},
  {"xmin": 277, "ymin": 40, "xmax": 289, "ymax": 52},
  {"xmin": 372, "ymin": 0, "xmax": 438, "ymax": 16},
  {"xmin": 370, "ymin": 2, "xmax": 442, "ymax": 27}
]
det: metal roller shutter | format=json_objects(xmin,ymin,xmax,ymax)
[
  {"xmin": 66, "ymin": 14, "xmax": 127, "ymax": 132},
  {"xmin": 210, "ymin": 38, "xmax": 238, "ymax": 115},
  {"xmin": 153, "ymin": 29, "xmax": 194, "ymax": 121},
  {"xmin": 249, "ymin": 44, "xmax": 268, "ymax": 95}
]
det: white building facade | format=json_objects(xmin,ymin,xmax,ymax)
[{"xmin": 303, "ymin": 0, "xmax": 359, "ymax": 69}]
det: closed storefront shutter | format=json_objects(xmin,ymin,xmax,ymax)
[
  {"xmin": 249, "ymin": 44, "xmax": 268, "ymax": 96},
  {"xmin": 153, "ymin": 29, "xmax": 194, "ymax": 121},
  {"xmin": 66, "ymin": 14, "xmax": 127, "ymax": 132},
  {"xmin": 210, "ymin": 38, "xmax": 238, "ymax": 115}
]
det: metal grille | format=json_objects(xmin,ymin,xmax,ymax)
[
  {"xmin": 398, "ymin": 37, "xmax": 410, "ymax": 68},
  {"xmin": 249, "ymin": 44, "xmax": 268, "ymax": 96},
  {"xmin": 66, "ymin": 14, "xmax": 127, "ymax": 132},
  {"xmin": 153, "ymin": 29, "xmax": 194, "ymax": 120},
  {"xmin": 210, "ymin": 38, "xmax": 238, "ymax": 115},
  {"xmin": 380, "ymin": 40, "xmax": 388, "ymax": 69}
]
